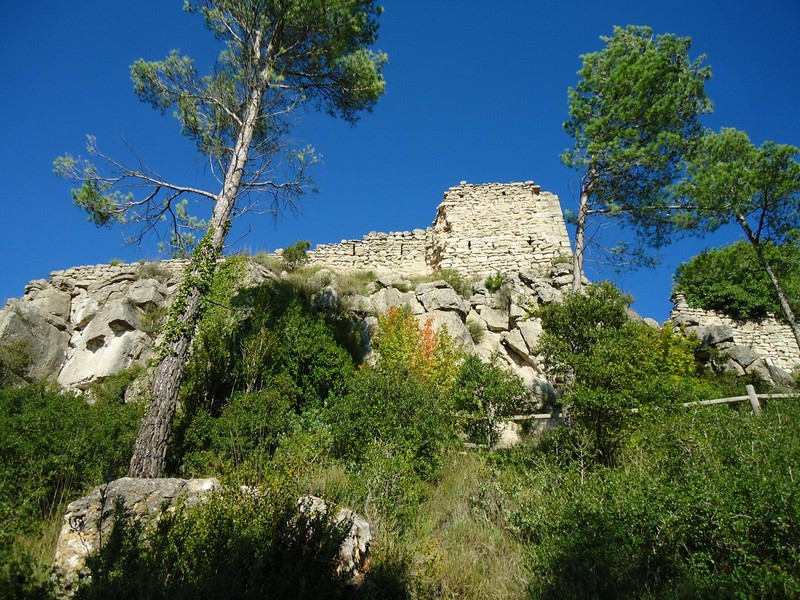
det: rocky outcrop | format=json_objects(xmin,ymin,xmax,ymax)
[
  {"xmin": 0, "ymin": 260, "xmax": 278, "ymax": 391},
  {"xmin": 53, "ymin": 478, "xmax": 372, "ymax": 594},
  {"xmin": 53, "ymin": 477, "xmax": 221, "ymax": 593},
  {"xmin": 670, "ymin": 294, "xmax": 798, "ymax": 385}
]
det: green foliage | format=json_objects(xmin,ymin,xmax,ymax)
[
  {"xmin": 0, "ymin": 385, "xmax": 141, "ymax": 569},
  {"xmin": 0, "ymin": 341, "xmax": 32, "ymax": 387},
  {"xmin": 75, "ymin": 489, "xmax": 351, "ymax": 600},
  {"xmin": 564, "ymin": 25, "xmax": 712, "ymax": 272},
  {"xmin": 281, "ymin": 240, "xmax": 311, "ymax": 272},
  {"xmin": 537, "ymin": 282, "xmax": 710, "ymax": 462},
  {"xmin": 435, "ymin": 269, "xmax": 473, "ymax": 298},
  {"xmin": 515, "ymin": 401, "xmax": 800, "ymax": 598},
  {"xmin": 451, "ymin": 355, "xmax": 528, "ymax": 447},
  {"xmin": 484, "ymin": 271, "xmax": 504, "ymax": 293},
  {"xmin": 135, "ymin": 260, "xmax": 172, "ymax": 282},
  {"xmin": 675, "ymin": 240, "xmax": 800, "ymax": 321},
  {"xmin": 536, "ymin": 281, "xmax": 631, "ymax": 378},
  {"xmin": 372, "ymin": 306, "xmax": 463, "ymax": 390},
  {"xmin": 330, "ymin": 367, "xmax": 455, "ymax": 483}
]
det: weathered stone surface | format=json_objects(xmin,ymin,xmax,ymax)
[
  {"xmin": 726, "ymin": 345, "xmax": 759, "ymax": 368},
  {"xmin": 298, "ymin": 496, "xmax": 372, "ymax": 582},
  {"xmin": 370, "ymin": 287, "xmax": 423, "ymax": 315},
  {"xmin": 671, "ymin": 293, "xmax": 799, "ymax": 374},
  {"xmin": 479, "ymin": 307, "xmax": 508, "ymax": 332},
  {"xmin": 0, "ymin": 300, "xmax": 70, "ymax": 380},
  {"xmin": 420, "ymin": 310, "xmax": 473, "ymax": 349},
  {"xmin": 314, "ymin": 285, "xmax": 339, "ymax": 311},
  {"xmin": 494, "ymin": 421, "xmax": 522, "ymax": 450},
  {"xmin": 415, "ymin": 281, "xmax": 469, "ymax": 316},
  {"xmin": 54, "ymin": 477, "xmax": 221, "ymax": 592},
  {"xmin": 127, "ymin": 279, "xmax": 165, "ymax": 307},
  {"xmin": 502, "ymin": 329, "xmax": 537, "ymax": 367},
  {"xmin": 700, "ymin": 324, "xmax": 734, "ymax": 346},
  {"xmin": 516, "ymin": 319, "xmax": 543, "ymax": 352}
]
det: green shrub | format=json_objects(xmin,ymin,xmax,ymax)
[
  {"xmin": 0, "ymin": 341, "xmax": 32, "ymax": 387},
  {"xmin": 451, "ymin": 355, "xmax": 527, "ymax": 447},
  {"xmin": 330, "ymin": 368, "xmax": 455, "ymax": 483},
  {"xmin": 281, "ymin": 240, "xmax": 311, "ymax": 272},
  {"xmin": 135, "ymin": 261, "xmax": 172, "ymax": 282},
  {"xmin": 516, "ymin": 401, "xmax": 800, "ymax": 598},
  {"xmin": 75, "ymin": 489, "xmax": 351, "ymax": 600},
  {"xmin": 537, "ymin": 283, "xmax": 711, "ymax": 463},
  {"xmin": 0, "ymin": 384, "xmax": 141, "ymax": 581},
  {"xmin": 484, "ymin": 271, "xmax": 504, "ymax": 293},
  {"xmin": 435, "ymin": 269, "xmax": 473, "ymax": 298}
]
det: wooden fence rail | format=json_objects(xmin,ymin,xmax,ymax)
[{"xmin": 505, "ymin": 385, "xmax": 799, "ymax": 423}]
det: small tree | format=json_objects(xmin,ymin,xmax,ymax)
[
  {"xmin": 537, "ymin": 282, "xmax": 701, "ymax": 463},
  {"xmin": 676, "ymin": 128, "xmax": 800, "ymax": 350},
  {"xmin": 56, "ymin": 1, "xmax": 386, "ymax": 477},
  {"xmin": 281, "ymin": 240, "xmax": 311, "ymax": 272},
  {"xmin": 563, "ymin": 26, "xmax": 712, "ymax": 290}
]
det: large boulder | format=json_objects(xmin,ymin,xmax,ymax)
[
  {"xmin": 0, "ymin": 300, "xmax": 70, "ymax": 380},
  {"xmin": 54, "ymin": 477, "xmax": 221, "ymax": 593},
  {"xmin": 415, "ymin": 281, "xmax": 469, "ymax": 317},
  {"xmin": 58, "ymin": 300, "xmax": 151, "ymax": 389},
  {"xmin": 419, "ymin": 309, "xmax": 474, "ymax": 350},
  {"xmin": 298, "ymin": 495, "xmax": 372, "ymax": 582}
]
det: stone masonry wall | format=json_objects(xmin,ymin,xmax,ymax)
[
  {"xmin": 309, "ymin": 228, "xmax": 429, "ymax": 275},
  {"xmin": 307, "ymin": 181, "xmax": 573, "ymax": 278},
  {"xmin": 670, "ymin": 294, "xmax": 800, "ymax": 373},
  {"xmin": 428, "ymin": 181, "xmax": 572, "ymax": 278}
]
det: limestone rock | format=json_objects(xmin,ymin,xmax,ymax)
[
  {"xmin": 479, "ymin": 307, "xmax": 508, "ymax": 332},
  {"xmin": 0, "ymin": 300, "xmax": 69, "ymax": 381},
  {"xmin": 502, "ymin": 328, "xmax": 535, "ymax": 367},
  {"xmin": 494, "ymin": 421, "xmax": 522, "ymax": 450},
  {"xmin": 415, "ymin": 281, "xmax": 469, "ymax": 316},
  {"xmin": 516, "ymin": 319, "xmax": 543, "ymax": 352},
  {"xmin": 370, "ymin": 287, "xmax": 424, "ymax": 315},
  {"xmin": 127, "ymin": 279, "xmax": 165, "ymax": 308},
  {"xmin": 726, "ymin": 345, "xmax": 759, "ymax": 369},
  {"xmin": 699, "ymin": 324, "xmax": 734, "ymax": 346},
  {"xmin": 298, "ymin": 496, "xmax": 372, "ymax": 582},
  {"xmin": 54, "ymin": 477, "xmax": 221, "ymax": 592},
  {"xmin": 419, "ymin": 310, "xmax": 474, "ymax": 350}
]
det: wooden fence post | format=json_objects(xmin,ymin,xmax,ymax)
[{"xmin": 745, "ymin": 384, "xmax": 762, "ymax": 415}]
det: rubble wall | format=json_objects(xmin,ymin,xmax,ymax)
[
  {"xmin": 308, "ymin": 181, "xmax": 573, "ymax": 278},
  {"xmin": 670, "ymin": 294, "xmax": 800, "ymax": 373}
]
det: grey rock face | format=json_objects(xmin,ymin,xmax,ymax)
[
  {"xmin": 54, "ymin": 477, "xmax": 221, "ymax": 593},
  {"xmin": 700, "ymin": 324, "xmax": 734, "ymax": 346},
  {"xmin": 420, "ymin": 310, "xmax": 474, "ymax": 350},
  {"xmin": 0, "ymin": 300, "xmax": 69, "ymax": 380},
  {"xmin": 415, "ymin": 281, "xmax": 469, "ymax": 317},
  {"xmin": 298, "ymin": 495, "xmax": 372, "ymax": 582}
]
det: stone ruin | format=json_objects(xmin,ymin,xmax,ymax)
[{"xmin": 307, "ymin": 181, "xmax": 573, "ymax": 278}]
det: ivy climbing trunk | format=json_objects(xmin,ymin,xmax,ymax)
[{"xmin": 128, "ymin": 38, "xmax": 273, "ymax": 478}]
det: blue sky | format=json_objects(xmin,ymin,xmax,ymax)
[{"xmin": 2, "ymin": 1, "xmax": 799, "ymax": 322}]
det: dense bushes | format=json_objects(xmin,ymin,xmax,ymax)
[
  {"xmin": 511, "ymin": 400, "xmax": 800, "ymax": 599},
  {"xmin": 0, "ymin": 381, "xmax": 141, "ymax": 595},
  {"xmin": 75, "ymin": 489, "xmax": 351, "ymax": 600},
  {"xmin": 537, "ymin": 282, "xmax": 714, "ymax": 462}
]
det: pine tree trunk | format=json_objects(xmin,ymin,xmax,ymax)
[
  {"xmin": 572, "ymin": 168, "xmax": 595, "ymax": 293},
  {"xmin": 736, "ymin": 213, "xmax": 800, "ymax": 353},
  {"xmin": 128, "ymin": 35, "xmax": 273, "ymax": 478}
]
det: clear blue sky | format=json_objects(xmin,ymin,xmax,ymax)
[{"xmin": 2, "ymin": 1, "xmax": 799, "ymax": 322}]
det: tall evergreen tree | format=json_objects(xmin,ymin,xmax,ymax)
[
  {"xmin": 563, "ymin": 25, "xmax": 711, "ymax": 290},
  {"xmin": 55, "ymin": 0, "xmax": 386, "ymax": 477}
]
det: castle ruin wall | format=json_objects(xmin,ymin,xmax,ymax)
[
  {"xmin": 670, "ymin": 294, "xmax": 800, "ymax": 373},
  {"xmin": 307, "ymin": 181, "xmax": 573, "ymax": 278}
]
